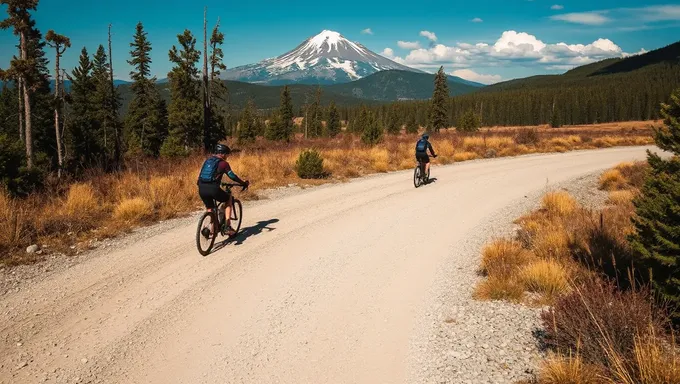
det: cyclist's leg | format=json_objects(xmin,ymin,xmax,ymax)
[
  {"xmin": 424, "ymin": 156, "xmax": 431, "ymax": 176},
  {"xmin": 214, "ymin": 187, "xmax": 233, "ymax": 233}
]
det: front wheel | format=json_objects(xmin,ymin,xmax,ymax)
[
  {"xmin": 414, "ymin": 166, "xmax": 422, "ymax": 188},
  {"xmin": 196, "ymin": 211, "xmax": 217, "ymax": 256},
  {"xmin": 230, "ymin": 199, "xmax": 243, "ymax": 236}
]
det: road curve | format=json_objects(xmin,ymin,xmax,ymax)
[{"xmin": 0, "ymin": 146, "xmax": 657, "ymax": 384}]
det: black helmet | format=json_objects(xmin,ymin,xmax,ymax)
[
  {"xmin": 422, "ymin": 133, "xmax": 429, "ymax": 140},
  {"xmin": 215, "ymin": 143, "xmax": 230, "ymax": 154}
]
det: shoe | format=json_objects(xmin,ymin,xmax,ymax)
[{"xmin": 225, "ymin": 225, "xmax": 237, "ymax": 237}]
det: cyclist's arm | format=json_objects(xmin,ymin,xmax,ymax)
[
  {"xmin": 226, "ymin": 170, "xmax": 247, "ymax": 185},
  {"xmin": 428, "ymin": 142, "xmax": 437, "ymax": 157}
]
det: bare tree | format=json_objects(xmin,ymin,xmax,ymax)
[
  {"xmin": 202, "ymin": 7, "xmax": 211, "ymax": 151},
  {"xmin": 108, "ymin": 24, "xmax": 121, "ymax": 169},
  {"xmin": 46, "ymin": 30, "xmax": 70, "ymax": 177}
]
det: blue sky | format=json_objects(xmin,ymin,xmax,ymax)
[{"xmin": 1, "ymin": 0, "xmax": 679, "ymax": 84}]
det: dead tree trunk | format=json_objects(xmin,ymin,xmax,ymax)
[
  {"xmin": 108, "ymin": 24, "xmax": 121, "ymax": 169},
  {"xmin": 202, "ymin": 7, "xmax": 211, "ymax": 152},
  {"xmin": 17, "ymin": 76, "xmax": 24, "ymax": 142},
  {"xmin": 20, "ymin": 31, "xmax": 34, "ymax": 169}
]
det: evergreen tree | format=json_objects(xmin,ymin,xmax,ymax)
[
  {"xmin": 207, "ymin": 18, "xmax": 227, "ymax": 147},
  {"xmin": 327, "ymin": 101, "xmax": 341, "ymax": 138},
  {"xmin": 266, "ymin": 85, "xmax": 294, "ymax": 141},
  {"xmin": 629, "ymin": 88, "xmax": 680, "ymax": 321},
  {"xmin": 361, "ymin": 110, "xmax": 383, "ymax": 145},
  {"xmin": 353, "ymin": 105, "xmax": 370, "ymax": 133},
  {"xmin": 238, "ymin": 99, "xmax": 257, "ymax": 144},
  {"xmin": 67, "ymin": 47, "xmax": 101, "ymax": 167},
  {"xmin": 125, "ymin": 22, "xmax": 167, "ymax": 157},
  {"xmin": 406, "ymin": 112, "xmax": 419, "ymax": 134},
  {"xmin": 385, "ymin": 106, "xmax": 400, "ymax": 135},
  {"xmin": 161, "ymin": 29, "xmax": 202, "ymax": 157},
  {"xmin": 429, "ymin": 66, "xmax": 449, "ymax": 132},
  {"xmin": 306, "ymin": 87, "xmax": 323, "ymax": 138},
  {"xmin": 92, "ymin": 45, "xmax": 121, "ymax": 166},
  {"xmin": 456, "ymin": 109, "xmax": 481, "ymax": 132}
]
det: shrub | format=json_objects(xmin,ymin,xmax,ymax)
[
  {"xmin": 541, "ymin": 277, "xmax": 668, "ymax": 369},
  {"xmin": 113, "ymin": 197, "xmax": 153, "ymax": 223},
  {"xmin": 599, "ymin": 169, "xmax": 627, "ymax": 191},
  {"xmin": 515, "ymin": 128, "xmax": 541, "ymax": 145},
  {"xmin": 456, "ymin": 110, "xmax": 481, "ymax": 132},
  {"xmin": 48, "ymin": 183, "xmax": 100, "ymax": 233},
  {"xmin": 0, "ymin": 191, "xmax": 31, "ymax": 255},
  {"xmin": 296, "ymin": 149, "xmax": 325, "ymax": 179},
  {"xmin": 361, "ymin": 110, "xmax": 384, "ymax": 145},
  {"xmin": 607, "ymin": 190, "xmax": 635, "ymax": 206}
]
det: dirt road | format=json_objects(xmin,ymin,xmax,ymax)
[{"xmin": 0, "ymin": 146, "xmax": 657, "ymax": 384}]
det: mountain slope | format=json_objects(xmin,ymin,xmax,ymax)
[
  {"xmin": 326, "ymin": 70, "xmax": 481, "ymax": 101},
  {"xmin": 222, "ymin": 30, "xmax": 421, "ymax": 85},
  {"xmin": 482, "ymin": 41, "xmax": 680, "ymax": 92}
]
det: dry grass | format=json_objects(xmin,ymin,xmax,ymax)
[
  {"xmin": 480, "ymin": 239, "xmax": 536, "ymax": 277},
  {"xmin": 521, "ymin": 260, "xmax": 571, "ymax": 297},
  {"xmin": 607, "ymin": 190, "xmax": 636, "ymax": 206},
  {"xmin": 626, "ymin": 332, "xmax": 680, "ymax": 384},
  {"xmin": 599, "ymin": 170, "xmax": 627, "ymax": 191},
  {"xmin": 542, "ymin": 192, "xmax": 578, "ymax": 217},
  {"xmin": 0, "ymin": 125, "xmax": 654, "ymax": 266},
  {"xmin": 539, "ymin": 353, "xmax": 605, "ymax": 384},
  {"xmin": 113, "ymin": 197, "xmax": 154, "ymax": 224},
  {"xmin": 473, "ymin": 275, "xmax": 525, "ymax": 303}
]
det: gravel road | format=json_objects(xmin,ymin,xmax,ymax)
[{"xmin": 0, "ymin": 146, "xmax": 657, "ymax": 384}]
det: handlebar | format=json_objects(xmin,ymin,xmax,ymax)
[{"xmin": 222, "ymin": 182, "xmax": 250, "ymax": 191}]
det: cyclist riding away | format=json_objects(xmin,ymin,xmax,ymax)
[
  {"xmin": 415, "ymin": 133, "xmax": 437, "ymax": 177},
  {"xmin": 197, "ymin": 143, "xmax": 249, "ymax": 237}
]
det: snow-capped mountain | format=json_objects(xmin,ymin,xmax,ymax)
[{"xmin": 222, "ymin": 30, "xmax": 422, "ymax": 85}]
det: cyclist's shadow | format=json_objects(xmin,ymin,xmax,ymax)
[
  {"xmin": 214, "ymin": 218, "xmax": 280, "ymax": 251},
  {"xmin": 425, "ymin": 177, "xmax": 438, "ymax": 185}
]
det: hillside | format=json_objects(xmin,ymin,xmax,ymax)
[{"xmin": 325, "ymin": 70, "xmax": 481, "ymax": 101}]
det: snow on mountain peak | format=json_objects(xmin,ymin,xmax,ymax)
[{"xmin": 309, "ymin": 30, "xmax": 344, "ymax": 52}]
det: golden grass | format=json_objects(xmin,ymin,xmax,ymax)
[
  {"xmin": 532, "ymin": 225, "xmax": 570, "ymax": 260},
  {"xmin": 599, "ymin": 169, "xmax": 627, "ymax": 191},
  {"xmin": 60, "ymin": 183, "xmax": 98, "ymax": 217},
  {"xmin": 628, "ymin": 333, "xmax": 680, "ymax": 384},
  {"xmin": 607, "ymin": 190, "xmax": 636, "ymax": 206},
  {"xmin": 539, "ymin": 353, "xmax": 604, "ymax": 384},
  {"xmin": 480, "ymin": 239, "xmax": 535, "ymax": 277},
  {"xmin": 542, "ymin": 192, "xmax": 578, "ymax": 217},
  {"xmin": 473, "ymin": 276, "xmax": 525, "ymax": 303},
  {"xmin": 113, "ymin": 197, "xmax": 154, "ymax": 224},
  {"xmin": 453, "ymin": 151, "xmax": 479, "ymax": 162},
  {"xmin": 521, "ymin": 259, "xmax": 571, "ymax": 297}
]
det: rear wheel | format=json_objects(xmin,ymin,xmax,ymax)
[
  {"xmin": 414, "ymin": 166, "xmax": 422, "ymax": 188},
  {"xmin": 196, "ymin": 211, "xmax": 217, "ymax": 256}
]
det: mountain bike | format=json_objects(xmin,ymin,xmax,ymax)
[
  {"xmin": 414, "ymin": 155, "xmax": 435, "ymax": 188},
  {"xmin": 196, "ymin": 183, "xmax": 247, "ymax": 256}
]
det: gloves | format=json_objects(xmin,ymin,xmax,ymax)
[{"xmin": 241, "ymin": 180, "xmax": 250, "ymax": 191}]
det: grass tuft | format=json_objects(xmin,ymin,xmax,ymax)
[
  {"xmin": 521, "ymin": 259, "xmax": 571, "ymax": 297},
  {"xmin": 542, "ymin": 191, "xmax": 578, "ymax": 217},
  {"xmin": 113, "ymin": 197, "xmax": 154, "ymax": 224}
]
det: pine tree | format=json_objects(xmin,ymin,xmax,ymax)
[
  {"xmin": 238, "ymin": 99, "xmax": 257, "ymax": 144},
  {"xmin": 266, "ymin": 86, "xmax": 294, "ymax": 141},
  {"xmin": 385, "ymin": 106, "xmax": 400, "ymax": 135},
  {"xmin": 125, "ymin": 22, "xmax": 167, "ymax": 157},
  {"xmin": 406, "ymin": 112, "xmax": 418, "ymax": 134},
  {"xmin": 207, "ymin": 18, "xmax": 227, "ymax": 147},
  {"xmin": 92, "ymin": 44, "xmax": 121, "ymax": 166},
  {"xmin": 0, "ymin": 0, "xmax": 39, "ymax": 168},
  {"xmin": 457, "ymin": 109, "xmax": 481, "ymax": 132},
  {"xmin": 629, "ymin": 88, "xmax": 680, "ymax": 321},
  {"xmin": 429, "ymin": 66, "xmax": 449, "ymax": 132},
  {"xmin": 67, "ymin": 47, "xmax": 101, "ymax": 167},
  {"xmin": 327, "ymin": 101, "xmax": 341, "ymax": 138},
  {"xmin": 306, "ymin": 87, "xmax": 323, "ymax": 138},
  {"xmin": 161, "ymin": 29, "xmax": 202, "ymax": 157},
  {"xmin": 45, "ymin": 30, "xmax": 70, "ymax": 176},
  {"xmin": 361, "ymin": 110, "xmax": 383, "ymax": 145},
  {"xmin": 353, "ymin": 105, "xmax": 370, "ymax": 133}
]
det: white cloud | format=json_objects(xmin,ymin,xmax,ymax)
[
  {"xmin": 551, "ymin": 11, "xmax": 610, "ymax": 25},
  {"xmin": 361, "ymin": 28, "xmax": 373, "ymax": 35},
  {"xmin": 551, "ymin": 4, "xmax": 564, "ymax": 10},
  {"xmin": 634, "ymin": 5, "xmax": 680, "ymax": 22},
  {"xmin": 471, "ymin": 17, "xmax": 483, "ymax": 23},
  {"xmin": 451, "ymin": 69, "xmax": 502, "ymax": 84},
  {"xmin": 385, "ymin": 30, "xmax": 630, "ymax": 72},
  {"xmin": 397, "ymin": 41, "xmax": 421, "ymax": 49},
  {"xmin": 419, "ymin": 30, "xmax": 438, "ymax": 42}
]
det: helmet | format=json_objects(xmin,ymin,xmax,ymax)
[
  {"xmin": 215, "ymin": 143, "xmax": 230, "ymax": 154},
  {"xmin": 422, "ymin": 133, "xmax": 429, "ymax": 140}
]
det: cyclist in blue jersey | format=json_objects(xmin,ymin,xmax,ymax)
[{"xmin": 415, "ymin": 133, "xmax": 437, "ymax": 177}]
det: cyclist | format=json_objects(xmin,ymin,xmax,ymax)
[
  {"xmin": 415, "ymin": 133, "xmax": 437, "ymax": 179},
  {"xmin": 197, "ymin": 143, "xmax": 249, "ymax": 237}
]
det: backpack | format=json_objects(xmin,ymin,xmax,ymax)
[
  {"xmin": 198, "ymin": 157, "xmax": 222, "ymax": 183},
  {"xmin": 416, "ymin": 139, "xmax": 428, "ymax": 153}
]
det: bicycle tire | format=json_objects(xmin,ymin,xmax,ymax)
[
  {"xmin": 414, "ymin": 166, "xmax": 422, "ymax": 188},
  {"xmin": 196, "ymin": 211, "xmax": 217, "ymax": 256},
  {"xmin": 231, "ymin": 199, "xmax": 243, "ymax": 235}
]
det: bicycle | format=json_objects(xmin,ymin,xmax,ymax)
[
  {"xmin": 195, "ymin": 183, "xmax": 247, "ymax": 256},
  {"xmin": 414, "ymin": 155, "xmax": 436, "ymax": 188}
]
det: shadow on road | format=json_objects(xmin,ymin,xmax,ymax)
[{"xmin": 211, "ymin": 219, "xmax": 280, "ymax": 253}]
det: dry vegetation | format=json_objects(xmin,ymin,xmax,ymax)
[
  {"xmin": 0, "ymin": 122, "xmax": 655, "ymax": 266},
  {"xmin": 474, "ymin": 160, "xmax": 680, "ymax": 383}
]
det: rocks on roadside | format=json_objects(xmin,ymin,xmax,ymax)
[{"xmin": 26, "ymin": 245, "xmax": 40, "ymax": 254}]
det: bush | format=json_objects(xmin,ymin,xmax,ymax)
[
  {"xmin": 521, "ymin": 260, "xmax": 570, "ymax": 297},
  {"xmin": 599, "ymin": 169, "xmax": 627, "ymax": 191},
  {"xmin": 480, "ymin": 239, "xmax": 535, "ymax": 277},
  {"xmin": 515, "ymin": 128, "xmax": 541, "ymax": 145},
  {"xmin": 113, "ymin": 197, "xmax": 153, "ymax": 223},
  {"xmin": 473, "ymin": 275, "xmax": 525, "ymax": 302},
  {"xmin": 361, "ymin": 111, "xmax": 384, "ymax": 146},
  {"xmin": 542, "ymin": 192, "xmax": 578, "ymax": 217},
  {"xmin": 541, "ymin": 277, "xmax": 668, "ymax": 369},
  {"xmin": 296, "ymin": 149, "xmax": 325, "ymax": 179}
]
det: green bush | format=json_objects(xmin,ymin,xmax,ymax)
[
  {"xmin": 296, "ymin": 149, "xmax": 325, "ymax": 179},
  {"xmin": 361, "ymin": 111, "xmax": 383, "ymax": 146}
]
